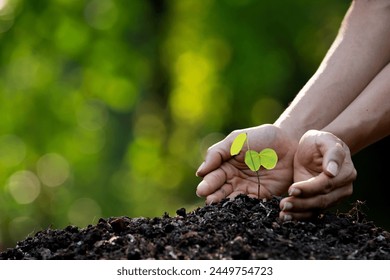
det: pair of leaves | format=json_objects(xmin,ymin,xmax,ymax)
[
  {"xmin": 245, "ymin": 149, "xmax": 278, "ymax": 172},
  {"xmin": 230, "ymin": 133, "xmax": 278, "ymax": 172}
]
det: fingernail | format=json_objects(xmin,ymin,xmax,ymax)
[
  {"xmin": 283, "ymin": 202, "xmax": 293, "ymax": 211},
  {"xmin": 326, "ymin": 161, "xmax": 338, "ymax": 177},
  {"xmin": 283, "ymin": 214, "xmax": 292, "ymax": 221},
  {"xmin": 196, "ymin": 181, "xmax": 208, "ymax": 197},
  {"xmin": 196, "ymin": 162, "xmax": 205, "ymax": 176},
  {"xmin": 288, "ymin": 188, "xmax": 301, "ymax": 196}
]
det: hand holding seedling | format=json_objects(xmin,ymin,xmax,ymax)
[
  {"xmin": 197, "ymin": 1, "xmax": 390, "ymax": 220},
  {"xmin": 196, "ymin": 124, "xmax": 297, "ymax": 204},
  {"xmin": 279, "ymin": 130, "xmax": 357, "ymax": 221}
]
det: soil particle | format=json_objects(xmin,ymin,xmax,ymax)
[{"xmin": 1, "ymin": 195, "xmax": 389, "ymax": 260}]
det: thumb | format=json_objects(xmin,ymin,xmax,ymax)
[
  {"xmin": 325, "ymin": 160, "xmax": 339, "ymax": 177},
  {"xmin": 319, "ymin": 138, "xmax": 346, "ymax": 178}
]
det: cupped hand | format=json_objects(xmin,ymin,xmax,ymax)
[
  {"xmin": 279, "ymin": 130, "xmax": 357, "ymax": 221},
  {"xmin": 196, "ymin": 124, "xmax": 297, "ymax": 204}
]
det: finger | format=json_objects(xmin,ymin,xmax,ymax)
[
  {"xmin": 196, "ymin": 139, "xmax": 232, "ymax": 177},
  {"xmin": 281, "ymin": 184, "xmax": 352, "ymax": 213},
  {"xmin": 289, "ymin": 167, "xmax": 356, "ymax": 199},
  {"xmin": 196, "ymin": 168, "xmax": 227, "ymax": 197},
  {"xmin": 279, "ymin": 210, "xmax": 315, "ymax": 221},
  {"xmin": 320, "ymin": 141, "xmax": 346, "ymax": 177},
  {"xmin": 288, "ymin": 172, "xmax": 334, "ymax": 198},
  {"xmin": 205, "ymin": 183, "xmax": 234, "ymax": 204}
]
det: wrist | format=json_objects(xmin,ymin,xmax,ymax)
[
  {"xmin": 273, "ymin": 115, "xmax": 308, "ymax": 144},
  {"xmin": 321, "ymin": 123, "xmax": 356, "ymax": 154},
  {"xmin": 269, "ymin": 122, "xmax": 299, "ymax": 157}
]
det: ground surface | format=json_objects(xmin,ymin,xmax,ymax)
[{"xmin": 1, "ymin": 195, "xmax": 389, "ymax": 260}]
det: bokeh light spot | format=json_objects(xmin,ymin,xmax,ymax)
[
  {"xmin": 77, "ymin": 99, "xmax": 109, "ymax": 131},
  {"xmin": 6, "ymin": 56, "xmax": 40, "ymax": 91},
  {"xmin": 0, "ymin": 0, "xmax": 15, "ymax": 33},
  {"xmin": 37, "ymin": 153, "xmax": 70, "ymax": 187},
  {"xmin": 7, "ymin": 170, "xmax": 41, "ymax": 204},
  {"xmin": 0, "ymin": 0, "xmax": 8, "ymax": 10},
  {"xmin": 55, "ymin": 17, "xmax": 89, "ymax": 56}
]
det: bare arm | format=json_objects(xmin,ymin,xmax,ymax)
[
  {"xmin": 196, "ymin": 0, "xmax": 390, "ymax": 205},
  {"xmin": 275, "ymin": 0, "xmax": 390, "ymax": 141},
  {"xmin": 323, "ymin": 62, "xmax": 390, "ymax": 154},
  {"xmin": 279, "ymin": 60, "xmax": 390, "ymax": 221}
]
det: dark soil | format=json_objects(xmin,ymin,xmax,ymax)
[{"xmin": 1, "ymin": 195, "xmax": 389, "ymax": 260}]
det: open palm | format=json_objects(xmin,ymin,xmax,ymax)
[{"xmin": 196, "ymin": 124, "xmax": 297, "ymax": 204}]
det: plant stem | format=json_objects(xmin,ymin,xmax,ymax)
[
  {"xmin": 245, "ymin": 133, "xmax": 261, "ymax": 200},
  {"xmin": 245, "ymin": 132, "xmax": 250, "ymax": 150},
  {"xmin": 256, "ymin": 170, "xmax": 260, "ymax": 199}
]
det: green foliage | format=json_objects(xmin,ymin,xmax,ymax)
[
  {"xmin": 230, "ymin": 133, "xmax": 278, "ymax": 199},
  {"xmin": 245, "ymin": 150, "xmax": 262, "ymax": 172},
  {"xmin": 2, "ymin": 0, "xmax": 375, "ymax": 249},
  {"xmin": 258, "ymin": 149, "xmax": 278, "ymax": 170},
  {"xmin": 230, "ymin": 133, "xmax": 278, "ymax": 172},
  {"xmin": 230, "ymin": 132, "xmax": 247, "ymax": 156}
]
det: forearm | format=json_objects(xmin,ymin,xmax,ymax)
[
  {"xmin": 323, "ymin": 62, "xmax": 390, "ymax": 154},
  {"xmin": 275, "ymin": 0, "xmax": 390, "ymax": 141}
]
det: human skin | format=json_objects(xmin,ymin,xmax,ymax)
[
  {"xmin": 324, "ymin": 61, "xmax": 390, "ymax": 155},
  {"xmin": 279, "ymin": 130, "xmax": 357, "ymax": 221},
  {"xmin": 196, "ymin": 0, "xmax": 390, "ymax": 217},
  {"xmin": 274, "ymin": 0, "xmax": 390, "ymax": 140},
  {"xmin": 196, "ymin": 124, "xmax": 296, "ymax": 204},
  {"xmin": 278, "ymin": 61, "xmax": 390, "ymax": 220}
]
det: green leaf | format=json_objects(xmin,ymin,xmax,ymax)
[
  {"xmin": 230, "ymin": 133, "xmax": 247, "ymax": 156},
  {"xmin": 245, "ymin": 150, "xmax": 261, "ymax": 172},
  {"xmin": 259, "ymin": 148, "xmax": 278, "ymax": 169}
]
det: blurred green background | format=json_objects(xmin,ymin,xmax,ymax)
[{"xmin": 0, "ymin": 0, "xmax": 388, "ymax": 249}]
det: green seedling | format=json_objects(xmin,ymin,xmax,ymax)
[{"xmin": 230, "ymin": 132, "xmax": 278, "ymax": 199}]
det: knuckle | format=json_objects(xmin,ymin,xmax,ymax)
[
  {"xmin": 212, "ymin": 170, "xmax": 225, "ymax": 182},
  {"xmin": 206, "ymin": 144, "xmax": 219, "ymax": 154},
  {"xmin": 341, "ymin": 141, "xmax": 352, "ymax": 154},
  {"xmin": 338, "ymin": 143, "xmax": 347, "ymax": 156},
  {"xmin": 332, "ymin": 142, "xmax": 346, "ymax": 160},
  {"xmin": 219, "ymin": 187, "xmax": 226, "ymax": 197},
  {"xmin": 229, "ymin": 129, "xmax": 241, "ymax": 139}
]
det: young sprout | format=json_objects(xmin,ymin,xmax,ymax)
[{"xmin": 230, "ymin": 132, "xmax": 278, "ymax": 199}]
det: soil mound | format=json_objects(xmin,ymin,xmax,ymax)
[{"xmin": 1, "ymin": 195, "xmax": 389, "ymax": 259}]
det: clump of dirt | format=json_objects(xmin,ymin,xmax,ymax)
[{"xmin": 1, "ymin": 195, "xmax": 389, "ymax": 259}]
